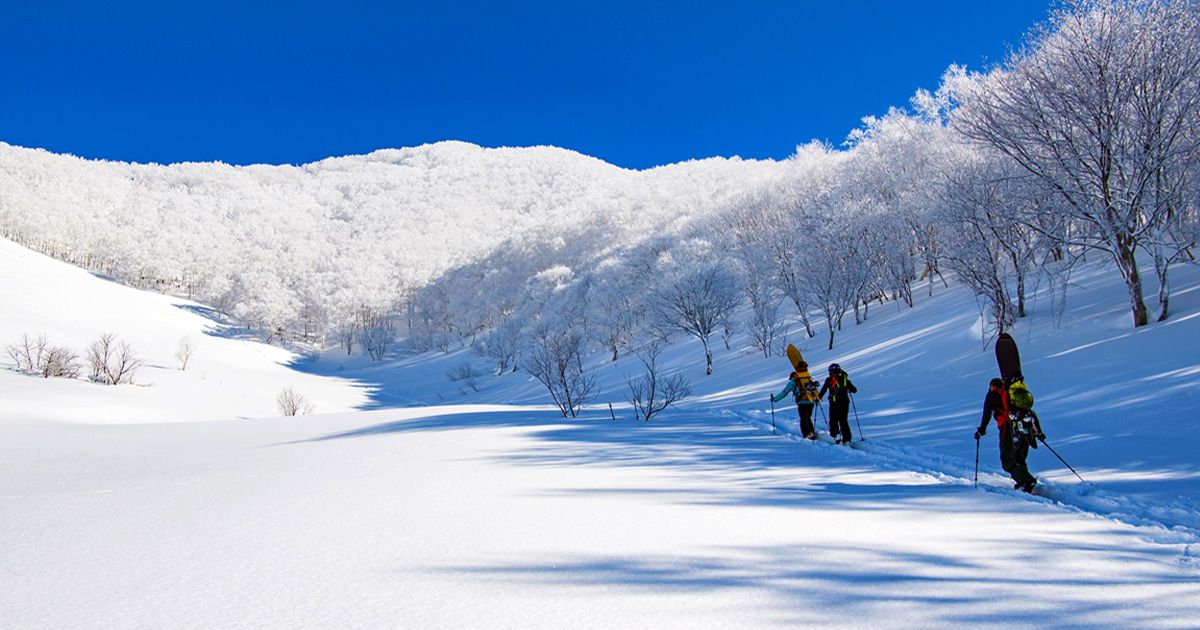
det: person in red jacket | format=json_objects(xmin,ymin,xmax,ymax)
[{"xmin": 975, "ymin": 377, "xmax": 1042, "ymax": 493}]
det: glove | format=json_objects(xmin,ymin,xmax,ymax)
[{"xmin": 974, "ymin": 428, "xmax": 985, "ymax": 440}]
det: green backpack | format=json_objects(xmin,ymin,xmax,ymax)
[{"xmin": 1008, "ymin": 380, "xmax": 1035, "ymax": 412}]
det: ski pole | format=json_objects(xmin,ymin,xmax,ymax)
[
  {"xmin": 850, "ymin": 393, "xmax": 865, "ymax": 441},
  {"xmin": 608, "ymin": 402, "xmax": 617, "ymax": 422},
  {"xmin": 770, "ymin": 397, "xmax": 776, "ymax": 434},
  {"xmin": 1038, "ymin": 436, "xmax": 1086, "ymax": 483},
  {"xmin": 974, "ymin": 435, "xmax": 980, "ymax": 488},
  {"xmin": 816, "ymin": 401, "xmax": 830, "ymax": 433}
]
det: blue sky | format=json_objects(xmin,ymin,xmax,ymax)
[{"xmin": 0, "ymin": 1, "xmax": 1048, "ymax": 169}]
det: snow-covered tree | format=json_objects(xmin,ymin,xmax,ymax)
[
  {"xmin": 952, "ymin": 0, "xmax": 1200, "ymax": 326},
  {"xmin": 654, "ymin": 241, "xmax": 743, "ymax": 375}
]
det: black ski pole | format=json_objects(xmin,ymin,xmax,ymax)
[
  {"xmin": 770, "ymin": 397, "xmax": 776, "ymax": 434},
  {"xmin": 817, "ymin": 401, "xmax": 830, "ymax": 433},
  {"xmin": 974, "ymin": 435, "xmax": 980, "ymax": 488},
  {"xmin": 1039, "ymin": 436, "xmax": 1086, "ymax": 483},
  {"xmin": 850, "ymin": 394, "xmax": 865, "ymax": 441},
  {"xmin": 608, "ymin": 402, "xmax": 617, "ymax": 422}
]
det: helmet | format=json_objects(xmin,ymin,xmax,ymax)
[{"xmin": 828, "ymin": 363, "xmax": 841, "ymax": 373}]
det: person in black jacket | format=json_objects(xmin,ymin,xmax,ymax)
[
  {"xmin": 975, "ymin": 377, "xmax": 1042, "ymax": 493},
  {"xmin": 818, "ymin": 363, "xmax": 858, "ymax": 444}
]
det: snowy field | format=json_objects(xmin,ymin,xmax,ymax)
[{"xmin": 3, "ymin": 238, "xmax": 1199, "ymax": 628}]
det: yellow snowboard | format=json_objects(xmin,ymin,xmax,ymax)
[{"xmin": 785, "ymin": 344, "xmax": 805, "ymax": 371}]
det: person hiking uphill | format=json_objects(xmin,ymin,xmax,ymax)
[
  {"xmin": 818, "ymin": 363, "xmax": 857, "ymax": 444},
  {"xmin": 770, "ymin": 361, "xmax": 820, "ymax": 440},
  {"xmin": 975, "ymin": 377, "xmax": 1044, "ymax": 493}
]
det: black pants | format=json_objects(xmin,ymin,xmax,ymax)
[
  {"xmin": 796, "ymin": 403, "xmax": 815, "ymax": 438},
  {"xmin": 829, "ymin": 401, "xmax": 851, "ymax": 442},
  {"xmin": 1000, "ymin": 424, "xmax": 1036, "ymax": 487}
]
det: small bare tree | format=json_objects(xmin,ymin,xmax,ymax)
[
  {"xmin": 6, "ymin": 333, "xmax": 48, "ymax": 372},
  {"xmin": 87, "ymin": 333, "xmax": 143, "ymax": 385},
  {"xmin": 276, "ymin": 386, "xmax": 314, "ymax": 416},
  {"xmin": 7, "ymin": 333, "xmax": 81, "ymax": 378},
  {"xmin": 522, "ymin": 325, "xmax": 596, "ymax": 418},
  {"xmin": 474, "ymin": 319, "xmax": 522, "ymax": 374},
  {"xmin": 447, "ymin": 360, "xmax": 480, "ymax": 391},
  {"xmin": 625, "ymin": 343, "xmax": 691, "ymax": 421},
  {"xmin": 39, "ymin": 346, "xmax": 81, "ymax": 379},
  {"xmin": 175, "ymin": 336, "xmax": 194, "ymax": 370}
]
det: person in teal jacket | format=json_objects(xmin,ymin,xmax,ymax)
[{"xmin": 771, "ymin": 361, "xmax": 819, "ymax": 440}]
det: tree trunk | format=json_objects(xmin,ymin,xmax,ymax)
[
  {"xmin": 703, "ymin": 339, "xmax": 713, "ymax": 376},
  {"xmin": 801, "ymin": 310, "xmax": 815, "ymax": 338},
  {"xmin": 1117, "ymin": 241, "xmax": 1150, "ymax": 327},
  {"xmin": 1155, "ymin": 252, "xmax": 1171, "ymax": 322},
  {"xmin": 1016, "ymin": 269, "xmax": 1026, "ymax": 319}
]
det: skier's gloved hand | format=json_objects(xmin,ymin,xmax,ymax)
[{"xmin": 974, "ymin": 428, "xmax": 985, "ymax": 440}]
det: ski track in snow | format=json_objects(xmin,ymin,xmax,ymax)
[{"xmin": 723, "ymin": 407, "xmax": 1200, "ymax": 552}]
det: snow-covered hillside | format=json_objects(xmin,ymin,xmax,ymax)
[
  {"xmin": 0, "ymin": 140, "xmax": 792, "ymax": 338},
  {"xmin": 0, "ymin": 237, "xmax": 366, "ymax": 422},
  {"xmin": 2, "ymin": 234, "xmax": 1198, "ymax": 627}
]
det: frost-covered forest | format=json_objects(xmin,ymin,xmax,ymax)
[{"xmin": 2, "ymin": 0, "xmax": 1197, "ymax": 389}]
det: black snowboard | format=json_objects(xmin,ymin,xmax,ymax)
[{"xmin": 995, "ymin": 332, "xmax": 1022, "ymax": 382}]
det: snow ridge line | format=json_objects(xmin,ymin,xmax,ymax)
[{"xmin": 719, "ymin": 408, "xmax": 1200, "ymax": 546}]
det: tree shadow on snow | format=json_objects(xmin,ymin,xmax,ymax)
[
  {"xmin": 174, "ymin": 304, "xmax": 261, "ymax": 341},
  {"xmin": 432, "ymin": 538, "xmax": 1193, "ymax": 627}
]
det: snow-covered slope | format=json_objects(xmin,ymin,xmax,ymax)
[
  {"xmin": 0, "ymin": 237, "xmax": 367, "ymax": 422},
  {"xmin": 2, "ymin": 235, "xmax": 1198, "ymax": 627},
  {"xmin": 307, "ymin": 258, "xmax": 1200, "ymax": 521},
  {"xmin": 3, "ymin": 409, "xmax": 1198, "ymax": 627}
]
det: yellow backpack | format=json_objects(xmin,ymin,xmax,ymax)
[{"xmin": 1008, "ymin": 380, "xmax": 1035, "ymax": 412}]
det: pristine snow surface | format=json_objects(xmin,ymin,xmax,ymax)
[{"xmin": 3, "ymin": 237, "xmax": 1199, "ymax": 628}]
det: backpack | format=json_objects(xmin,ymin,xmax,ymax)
[
  {"xmin": 1008, "ymin": 380, "xmax": 1034, "ymax": 412},
  {"xmin": 803, "ymin": 378, "xmax": 820, "ymax": 401}
]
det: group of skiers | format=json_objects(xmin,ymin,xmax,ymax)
[
  {"xmin": 770, "ymin": 346, "xmax": 1046, "ymax": 494},
  {"xmin": 770, "ymin": 361, "xmax": 858, "ymax": 444}
]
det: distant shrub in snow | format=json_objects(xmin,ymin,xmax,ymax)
[
  {"xmin": 39, "ymin": 346, "xmax": 81, "ymax": 379},
  {"xmin": 276, "ymin": 387, "xmax": 314, "ymax": 416},
  {"xmin": 86, "ymin": 333, "xmax": 143, "ymax": 385},
  {"xmin": 447, "ymin": 360, "xmax": 479, "ymax": 391},
  {"xmin": 175, "ymin": 336, "xmax": 194, "ymax": 370},
  {"xmin": 624, "ymin": 343, "xmax": 690, "ymax": 421},
  {"xmin": 6, "ymin": 333, "xmax": 81, "ymax": 379},
  {"xmin": 7, "ymin": 333, "xmax": 47, "ymax": 373}
]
